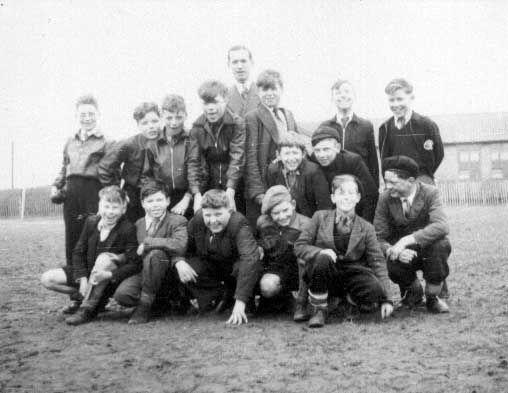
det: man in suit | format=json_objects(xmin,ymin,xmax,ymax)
[
  {"xmin": 113, "ymin": 181, "xmax": 188, "ymax": 324},
  {"xmin": 227, "ymin": 45, "xmax": 260, "ymax": 117},
  {"xmin": 245, "ymin": 69, "xmax": 300, "ymax": 225},
  {"xmin": 295, "ymin": 175, "xmax": 394, "ymax": 328},
  {"xmin": 374, "ymin": 156, "xmax": 451, "ymax": 313},
  {"xmin": 319, "ymin": 79, "xmax": 379, "ymax": 188},
  {"xmin": 310, "ymin": 125, "xmax": 379, "ymax": 222}
]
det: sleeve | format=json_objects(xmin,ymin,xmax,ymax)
[
  {"xmin": 225, "ymin": 117, "xmax": 246, "ymax": 190},
  {"xmin": 111, "ymin": 224, "xmax": 141, "ymax": 283},
  {"xmin": 53, "ymin": 140, "xmax": 69, "ymax": 189},
  {"xmin": 378, "ymin": 123, "xmax": 390, "ymax": 171},
  {"xmin": 366, "ymin": 122, "xmax": 380, "ymax": 188},
  {"xmin": 72, "ymin": 218, "xmax": 91, "ymax": 280},
  {"xmin": 429, "ymin": 119, "xmax": 444, "ymax": 174},
  {"xmin": 294, "ymin": 211, "xmax": 323, "ymax": 263},
  {"xmin": 353, "ymin": 157, "xmax": 379, "ymax": 222},
  {"xmin": 412, "ymin": 188, "xmax": 449, "ymax": 247},
  {"xmin": 187, "ymin": 128, "xmax": 203, "ymax": 195},
  {"xmin": 311, "ymin": 167, "xmax": 333, "ymax": 211},
  {"xmin": 364, "ymin": 223, "xmax": 393, "ymax": 303},
  {"xmin": 143, "ymin": 216, "xmax": 189, "ymax": 265},
  {"xmin": 98, "ymin": 140, "xmax": 126, "ymax": 186},
  {"xmin": 245, "ymin": 113, "xmax": 266, "ymax": 199},
  {"xmin": 234, "ymin": 221, "xmax": 263, "ymax": 303},
  {"xmin": 373, "ymin": 194, "xmax": 393, "ymax": 254}
]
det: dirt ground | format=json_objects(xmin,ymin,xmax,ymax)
[{"xmin": 1, "ymin": 206, "xmax": 508, "ymax": 393}]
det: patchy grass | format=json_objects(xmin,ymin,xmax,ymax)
[{"xmin": 1, "ymin": 207, "xmax": 508, "ymax": 393}]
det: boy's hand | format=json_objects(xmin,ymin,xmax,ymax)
[
  {"xmin": 50, "ymin": 186, "xmax": 59, "ymax": 197},
  {"xmin": 78, "ymin": 277, "xmax": 88, "ymax": 297},
  {"xmin": 226, "ymin": 300, "xmax": 247, "ymax": 325},
  {"xmin": 171, "ymin": 194, "xmax": 191, "ymax": 216},
  {"xmin": 319, "ymin": 249, "xmax": 337, "ymax": 263},
  {"xmin": 193, "ymin": 193, "xmax": 203, "ymax": 213},
  {"xmin": 398, "ymin": 249, "xmax": 417, "ymax": 264},
  {"xmin": 90, "ymin": 270, "xmax": 112, "ymax": 285},
  {"xmin": 381, "ymin": 302, "xmax": 393, "ymax": 319},
  {"xmin": 258, "ymin": 246, "xmax": 264, "ymax": 260},
  {"xmin": 387, "ymin": 244, "xmax": 404, "ymax": 261},
  {"xmin": 175, "ymin": 260, "xmax": 198, "ymax": 283},
  {"xmin": 225, "ymin": 188, "xmax": 236, "ymax": 211},
  {"xmin": 136, "ymin": 244, "xmax": 145, "ymax": 256}
]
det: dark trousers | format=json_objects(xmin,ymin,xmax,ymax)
[
  {"xmin": 305, "ymin": 253, "xmax": 387, "ymax": 306},
  {"xmin": 169, "ymin": 189, "xmax": 194, "ymax": 220},
  {"xmin": 387, "ymin": 238, "xmax": 451, "ymax": 288},
  {"xmin": 63, "ymin": 177, "xmax": 101, "ymax": 266},
  {"xmin": 245, "ymin": 198, "xmax": 261, "ymax": 228},
  {"xmin": 123, "ymin": 183, "xmax": 144, "ymax": 224}
]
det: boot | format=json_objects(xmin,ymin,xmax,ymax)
[
  {"xmin": 308, "ymin": 307, "xmax": 327, "ymax": 328},
  {"xmin": 426, "ymin": 296, "xmax": 449, "ymax": 313},
  {"xmin": 293, "ymin": 299, "xmax": 310, "ymax": 322},
  {"xmin": 65, "ymin": 307, "xmax": 96, "ymax": 325},
  {"xmin": 128, "ymin": 302, "xmax": 151, "ymax": 324},
  {"xmin": 61, "ymin": 300, "xmax": 81, "ymax": 315},
  {"xmin": 400, "ymin": 279, "xmax": 424, "ymax": 308}
]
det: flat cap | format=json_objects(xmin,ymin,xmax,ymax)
[
  {"xmin": 383, "ymin": 155, "xmax": 419, "ymax": 178},
  {"xmin": 261, "ymin": 185, "xmax": 292, "ymax": 215}
]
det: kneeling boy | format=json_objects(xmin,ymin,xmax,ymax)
[
  {"xmin": 295, "ymin": 175, "xmax": 394, "ymax": 327},
  {"xmin": 177, "ymin": 189, "xmax": 262, "ymax": 325},
  {"xmin": 113, "ymin": 180, "xmax": 188, "ymax": 323},
  {"xmin": 41, "ymin": 186, "xmax": 140, "ymax": 325}
]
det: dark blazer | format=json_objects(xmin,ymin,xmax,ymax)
[
  {"xmin": 265, "ymin": 158, "xmax": 332, "ymax": 217},
  {"xmin": 72, "ymin": 215, "xmax": 140, "ymax": 283},
  {"xmin": 294, "ymin": 209, "xmax": 392, "ymax": 301},
  {"xmin": 245, "ymin": 104, "xmax": 299, "ymax": 199},
  {"xmin": 135, "ymin": 212, "xmax": 188, "ymax": 266},
  {"xmin": 188, "ymin": 109, "xmax": 245, "ymax": 194},
  {"xmin": 374, "ymin": 182, "xmax": 449, "ymax": 253},
  {"xmin": 310, "ymin": 150, "xmax": 379, "ymax": 223},
  {"xmin": 227, "ymin": 83, "xmax": 261, "ymax": 117},
  {"xmin": 319, "ymin": 114, "xmax": 379, "ymax": 187},
  {"xmin": 98, "ymin": 133, "xmax": 150, "ymax": 188},
  {"xmin": 378, "ymin": 111, "xmax": 444, "ymax": 178},
  {"xmin": 186, "ymin": 211, "xmax": 262, "ymax": 303}
]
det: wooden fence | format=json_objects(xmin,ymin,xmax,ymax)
[{"xmin": 0, "ymin": 181, "xmax": 507, "ymax": 219}]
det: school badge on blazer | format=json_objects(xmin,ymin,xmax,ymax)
[{"xmin": 423, "ymin": 139, "xmax": 434, "ymax": 150}]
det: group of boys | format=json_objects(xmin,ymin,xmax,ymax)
[{"xmin": 41, "ymin": 45, "xmax": 451, "ymax": 328}]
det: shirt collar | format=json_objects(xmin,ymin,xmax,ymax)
[
  {"xmin": 400, "ymin": 183, "xmax": 418, "ymax": 205},
  {"xmin": 335, "ymin": 210, "xmax": 356, "ymax": 224},
  {"xmin": 335, "ymin": 111, "xmax": 353, "ymax": 126},
  {"xmin": 396, "ymin": 109, "xmax": 413, "ymax": 124},
  {"xmin": 235, "ymin": 80, "xmax": 252, "ymax": 93},
  {"xmin": 145, "ymin": 212, "xmax": 166, "ymax": 230}
]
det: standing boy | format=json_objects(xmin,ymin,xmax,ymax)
[
  {"xmin": 319, "ymin": 79, "xmax": 379, "ymax": 187},
  {"xmin": 374, "ymin": 156, "xmax": 451, "ymax": 313},
  {"xmin": 378, "ymin": 78, "xmax": 444, "ymax": 185},
  {"xmin": 99, "ymin": 102, "xmax": 161, "ymax": 222},
  {"xmin": 295, "ymin": 175, "xmax": 394, "ymax": 328},
  {"xmin": 188, "ymin": 80, "xmax": 245, "ymax": 213}
]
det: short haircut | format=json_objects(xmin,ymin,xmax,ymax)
[
  {"xmin": 256, "ymin": 69, "xmax": 283, "ymax": 90},
  {"xmin": 227, "ymin": 45, "xmax": 253, "ymax": 62},
  {"xmin": 201, "ymin": 189, "xmax": 230, "ymax": 209},
  {"xmin": 161, "ymin": 94, "xmax": 187, "ymax": 115},
  {"xmin": 385, "ymin": 78, "xmax": 414, "ymax": 95},
  {"xmin": 331, "ymin": 174, "xmax": 362, "ymax": 196},
  {"xmin": 76, "ymin": 94, "xmax": 98, "ymax": 109},
  {"xmin": 140, "ymin": 180, "xmax": 170, "ymax": 201},
  {"xmin": 277, "ymin": 131, "xmax": 306, "ymax": 152},
  {"xmin": 198, "ymin": 80, "xmax": 229, "ymax": 103},
  {"xmin": 99, "ymin": 185, "xmax": 128, "ymax": 204},
  {"xmin": 133, "ymin": 102, "xmax": 160, "ymax": 122},
  {"xmin": 331, "ymin": 79, "xmax": 352, "ymax": 91}
]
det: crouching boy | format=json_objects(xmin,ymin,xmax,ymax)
[
  {"xmin": 41, "ymin": 186, "xmax": 140, "ymax": 325},
  {"xmin": 112, "ymin": 180, "xmax": 188, "ymax": 324},
  {"xmin": 177, "ymin": 189, "xmax": 262, "ymax": 325},
  {"xmin": 256, "ymin": 185, "xmax": 311, "ymax": 320},
  {"xmin": 295, "ymin": 175, "xmax": 394, "ymax": 328}
]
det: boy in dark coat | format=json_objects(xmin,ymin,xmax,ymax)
[
  {"xmin": 374, "ymin": 156, "xmax": 451, "ymax": 313},
  {"xmin": 295, "ymin": 175, "xmax": 394, "ymax": 328},
  {"xmin": 41, "ymin": 186, "xmax": 141, "ymax": 325},
  {"xmin": 99, "ymin": 102, "xmax": 161, "ymax": 222},
  {"xmin": 178, "ymin": 189, "xmax": 262, "ymax": 325}
]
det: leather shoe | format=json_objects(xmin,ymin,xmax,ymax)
[
  {"xmin": 308, "ymin": 308, "xmax": 326, "ymax": 328},
  {"xmin": 293, "ymin": 301, "xmax": 310, "ymax": 322},
  {"xmin": 426, "ymin": 296, "xmax": 449, "ymax": 313},
  {"xmin": 61, "ymin": 301, "xmax": 81, "ymax": 315},
  {"xmin": 65, "ymin": 308, "xmax": 95, "ymax": 325},
  {"xmin": 128, "ymin": 303, "xmax": 151, "ymax": 324}
]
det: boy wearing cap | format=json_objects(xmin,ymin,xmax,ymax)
[
  {"xmin": 256, "ymin": 185, "xmax": 312, "ymax": 321},
  {"xmin": 265, "ymin": 132, "xmax": 331, "ymax": 218},
  {"xmin": 310, "ymin": 125, "xmax": 378, "ymax": 222},
  {"xmin": 245, "ymin": 69, "xmax": 300, "ymax": 226},
  {"xmin": 319, "ymin": 79, "xmax": 379, "ymax": 187},
  {"xmin": 379, "ymin": 78, "xmax": 444, "ymax": 185},
  {"xmin": 179, "ymin": 189, "xmax": 262, "ymax": 325},
  {"xmin": 295, "ymin": 175, "xmax": 394, "ymax": 328},
  {"xmin": 374, "ymin": 155, "xmax": 451, "ymax": 313}
]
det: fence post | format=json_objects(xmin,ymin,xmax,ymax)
[{"xmin": 20, "ymin": 188, "xmax": 26, "ymax": 220}]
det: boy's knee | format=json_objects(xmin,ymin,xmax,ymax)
[
  {"xmin": 260, "ymin": 274, "xmax": 281, "ymax": 298},
  {"xmin": 94, "ymin": 253, "xmax": 117, "ymax": 271},
  {"xmin": 40, "ymin": 270, "xmax": 53, "ymax": 288},
  {"xmin": 144, "ymin": 250, "xmax": 169, "ymax": 266}
]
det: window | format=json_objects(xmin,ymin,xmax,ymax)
[
  {"xmin": 490, "ymin": 146, "xmax": 508, "ymax": 179},
  {"xmin": 458, "ymin": 149, "xmax": 481, "ymax": 180}
]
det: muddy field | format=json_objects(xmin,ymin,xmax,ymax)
[{"xmin": 1, "ymin": 206, "xmax": 508, "ymax": 393}]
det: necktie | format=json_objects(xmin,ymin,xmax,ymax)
[
  {"xmin": 241, "ymin": 85, "xmax": 249, "ymax": 100},
  {"xmin": 273, "ymin": 108, "xmax": 282, "ymax": 121},
  {"xmin": 401, "ymin": 198, "xmax": 410, "ymax": 217},
  {"xmin": 396, "ymin": 117, "xmax": 405, "ymax": 129},
  {"xmin": 286, "ymin": 170, "xmax": 297, "ymax": 190},
  {"xmin": 336, "ymin": 215, "xmax": 352, "ymax": 235},
  {"xmin": 147, "ymin": 218, "xmax": 160, "ymax": 236}
]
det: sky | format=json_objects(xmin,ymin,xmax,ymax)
[{"xmin": 1, "ymin": 0, "xmax": 507, "ymax": 188}]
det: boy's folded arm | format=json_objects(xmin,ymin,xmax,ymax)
[
  {"xmin": 294, "ymin": 212, "xmax": 322, "ymax": 262},
  {"xmin": 364, "ymin": 224, "xmax": 394, "ymax": 302}
]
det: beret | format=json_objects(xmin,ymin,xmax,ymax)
[
  {"xmin": 382, "ymin": 155, "xmax": 419, "ymax": 178},
  {"xmin": 261, "ymin": 185, "xmax": 292, "ymax": 215},
  {"xmin": 311, "ymin": 125, "xmax": 341, "ymax": 146}
]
